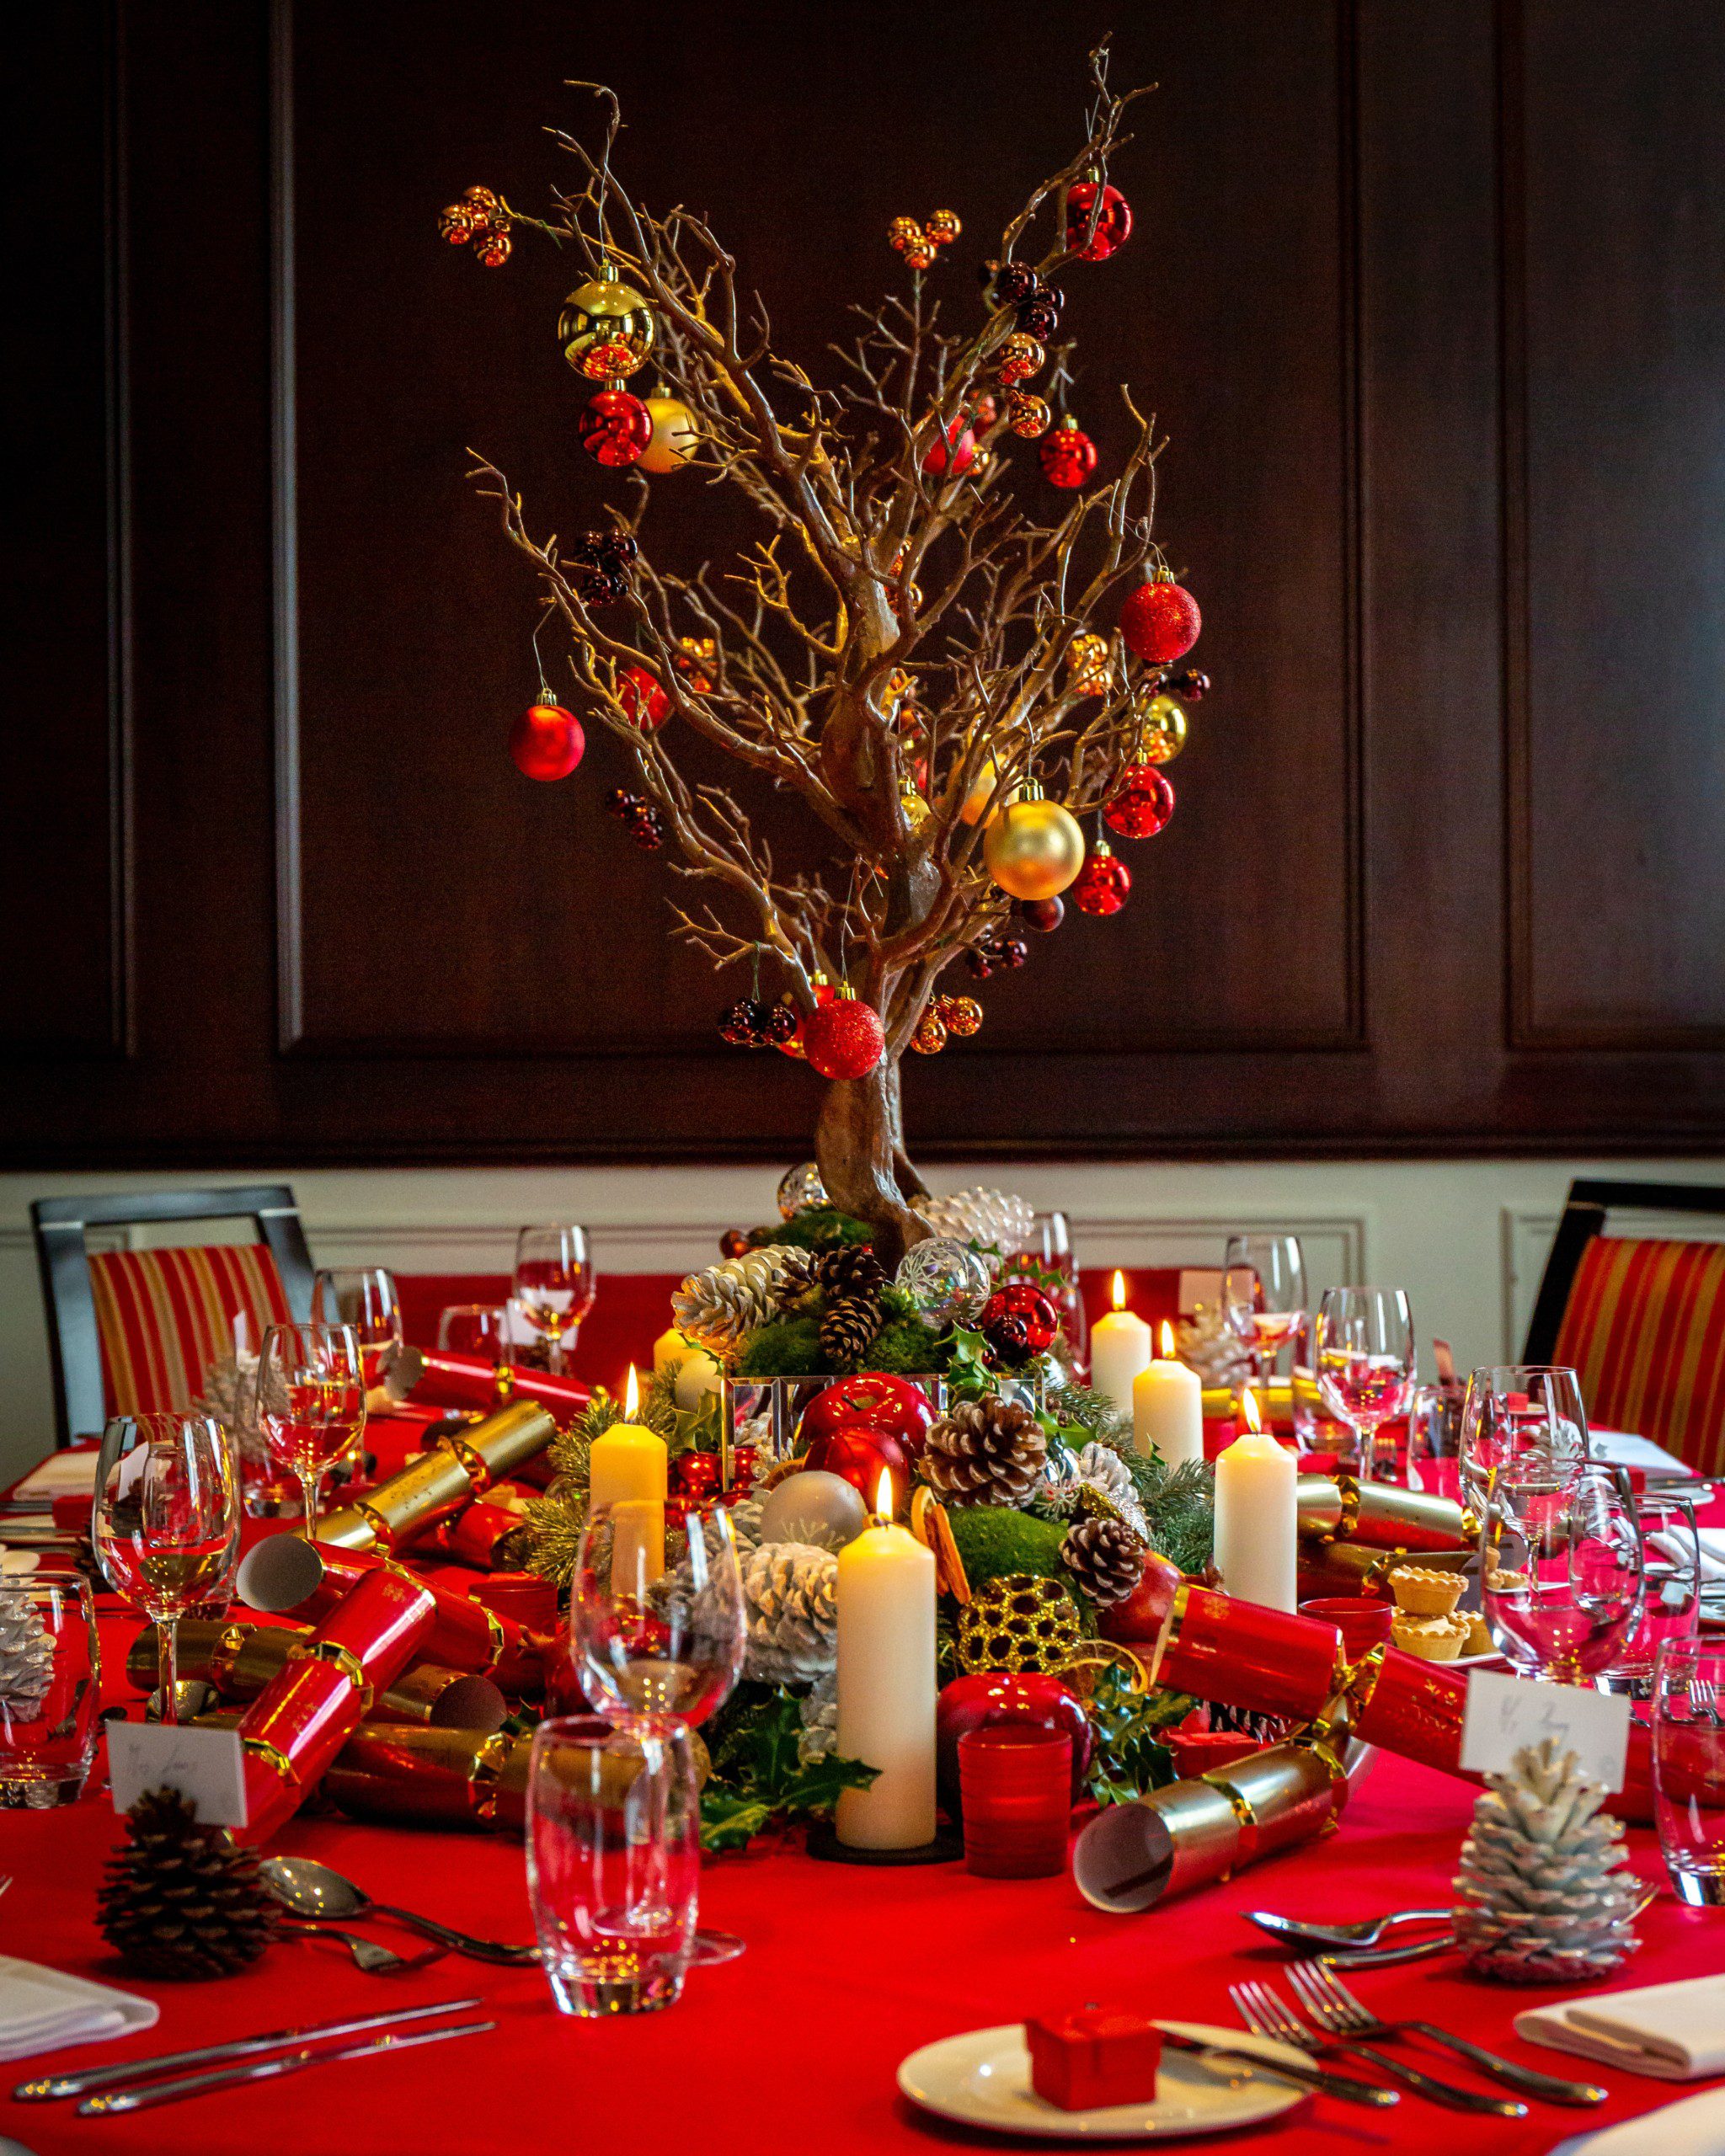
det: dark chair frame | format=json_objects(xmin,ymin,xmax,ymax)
[
  {"xmin": 1522, "ymin": 1177, "xmax": 1725, "ymax": 1364},
  {"xmin": 31, "ymin": 1185, "xmax": 315, "ymax": 1447}
]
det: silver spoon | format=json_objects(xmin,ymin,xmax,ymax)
[
  {"xmin": 260, "ymin": 1856, "xmax": 538, "ymax": 1966},
  {"xmin": 1245, "ymin": 1908, "xmax": 1452, "ymax": 1951}
]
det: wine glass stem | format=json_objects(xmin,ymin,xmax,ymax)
[
  {"xmin": 158, "ymin": 1618, "xmax": 179, "ymax": 1724},
  {"xmin": 302, "ymin": 1468, "xmax": 324, "ymax": 1542},
  {"xmin": 546, "ymin": 1330, "xmax": 564, "ymax": 1376}
]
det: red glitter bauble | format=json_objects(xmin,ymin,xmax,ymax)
[
  {"xmin": 617, "ymin": 664, "xmax": 670, "ymax": 728},
  {"xmin": 800, "ymin": 1422, "xmax": 911, "ymax": 1509},
  {"xmin": 508, "ymin": 702, "xmax": 585, "ymax": 782},
  {"xmin": 580, "ymin": 389, "xmax": 654, "ymax": 468},
  {"xmin": 1120, "ymin": 578, "xmax": 1201, "ymax": 664},
  {"xmin": 922, "ymin": 419, "xmax": 976, "ymax": 476},
  {"xmin": 980, "ymin": 1282, "xmax": 1059, "ymax": 1356},
  {"xmin": 1065, "ymin": 180, "xmax": 1134, "ymax": 262},
  {"xmin": 1039, "ymin": 418, "xmax": 1097, "ymax": 489},
  {"xmin": 802, "ymin": 997, "xmax": 885, "ymax": 1081},
  {"xmin": 1103, "ymin": 766, "xmax": 1175, "ymax": 840},
  {"xmin": 1072, "ymin": 848, "xmax": 1131, "ymax": 916},
  {"xmin": 799, "ymin": 1374, "xmax": 937, "ymax": 1460}
]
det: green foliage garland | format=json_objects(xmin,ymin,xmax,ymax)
[{"xmin": 698, "ymin": 1684, "xmax": 877, "ymax": 1851}]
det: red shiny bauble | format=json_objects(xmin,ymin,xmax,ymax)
[
  {"xmin": 719, "ymin": 1229, "xmax": 752, "ymax": 1258},
  {"xmin": 773, "ymin": 977, "xmax": 836, "ymax": 1059},
  {"xmin": 1072, "ymin": 848, "xmax": 1131, "ymax": 916},
  {"xmin": 800, "ymin": 1422, "xmax": 911, "ymax": 1510},
  {"xmin": 936, "ymin": 1672, "xmax": 1092, "ymax": 1817},
  {"xmin": 803, "ymin": 997, "xmax": 885, "ymax": 1081},
  {"xmin": 1017, "ymin": 895, "xmax": 1065, "ymax": 933},
  {"xmin": 508, "ymin": 702, "xmax": 585, "ymax": 782},
  {"xmin": 1100, "ymin": 1550, "xmax": 1185, "ymax": 1645},
  {"xmin": 1039, "ymin": 418, "xmax": 1097, "ymax": 489},
  {"xmin": 618, "ymin": 664, "xmax": 670, "ymax": 728},
  {"xmin": 580, "ymin": 389, "xmax": 654, "ymax": 468},
  {"xmin": 1103, "ymin": 766, "xmax": 1175, "ymax": 840},
  {"xmin": 922, "ymin": 419, "xmax": 976, "ymax": 476},
  {"xmin": 980, "ymin": 1282, "xmax": 1059, "ymax": 1355},
  {"xmin": 1065, "ymin": 180, "xmax": 1134, "ymax": 262},
  {"xmin": 798, "ymin": 1374, "xmax": 937, "ymax": 1460},
  {"xmin": 673, "ymin": 1451, "xmax": 723, "ymax": 1502},
  {"xmin": 1120, "ymin": 578, "xmax": 1201, "ymax": 664}
]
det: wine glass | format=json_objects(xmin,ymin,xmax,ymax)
[
  {"xmin": 514, "ymin": 1226, "xmax": 595, "ymax": 1375},
  {"xmin": 571, "ymin": 1500, "xmax": 746, "ymax": 1967},
  {"xmin": 1222, "ymin": 1235, "xmax": 1308, "ymax": 1389},
  {"xmin": 256, "ymin": 1321, "xmax": 366, "ymax": 1541},
  {"xmin": 1482, "ymin": 1463, "xmax": 1645, "ymax": 1683},
  {"xmin": 1007, "ymin": 1211, "xmax": 1085, "ymax": 1374},
  {"xmin": 1652, "ymin": 1640, "xmax": 1725, "ymax": 1905},
  {"xmin": 1312, "ymin": 1286, "xmax": 1415, "ymax": 1479},
  {"xmin": 93, "ymin": 1413, "xmax": 240, "ymax": 1722},
  {"xmin": 1604, "ymin": 1491, "xmax": 1701, "ymax": 1698},
  {"xmin": 312, "ymin": 1267, "xmax": 402, "ymax": 1385},
  {"xmin": 1457, "ymin": 1365, "xmax": 1589, "ymax": 1521},
  {"xmin": 438, "ymin": 1303, "xmax": 509, "ymax": 1361}
]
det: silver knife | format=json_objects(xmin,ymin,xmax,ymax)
[
  {"xmin": 78, "ymin": 2018, "xmax": 495, "ymax": 2115},
  {"xmin": 1160, "ymin": 2030, "xmax": 1398, "ymax": 2107},
  {"xmin": 16, "ymin": 1995, "xmax": 483, "ymax": 2102}
]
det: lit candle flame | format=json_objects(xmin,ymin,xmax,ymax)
[
  {"xmin": 1111, "ymin": 1269, "xmax": 1128, "ymax": 1312},
  {"xmin": 1160, "ymin": 1319, "xmax": 1176, "ymax": 1358},
  {"xmin": 624, "ymin": 1364, "xmax": 639, "ymax": 1419},
  {"xmin": 1241, "ymin": 1385, "xmax": 1262, "ymax": 1434},
  {"xmin": 874, "ymin": 1468, "xmax": 894, "ymax": 1523}
]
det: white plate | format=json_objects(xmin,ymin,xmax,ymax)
[{"xmin": 896, "ymin": 2020, "xmax": 1310, "ymax": 2140}]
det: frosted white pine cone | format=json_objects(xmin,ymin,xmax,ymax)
[
  {"xmin": 798, "ymin": 1670, "xmax": 838, "ymax": 1764},
  {"xmin": 0, "ymin": 1589, "xmax": 54, "ymax": 1721},
  {"xmin": 916, "ymin": 1187, "xmax": 1035, "ymax": 1262},
  {"xmin": 196, "ymin": 1349, "xmax": 265, "ymax": 1465},
  {"xmin": 1176, "ymin": 1305, "xmax": 1253, "ymax": 1390},
  {"xmin": 671, "ymin": 1249, "xmax": 796, "ymax": 1355},
  {"xmin": 1070, "ymin": 1442, "xmax": 1150, "ymax": 1539},
  {"xmin": 742, "ymin": 1540, "xmax": 838, "ymax": 1685}
]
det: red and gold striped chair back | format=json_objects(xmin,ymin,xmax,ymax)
[
  {"xmin": 1551, "ymin": 1235, "xmax": 1725, "ymax": 1476},
  {"xmin": 87, "ymin": 1244, "xmax": 294, "ymax": 1418}
]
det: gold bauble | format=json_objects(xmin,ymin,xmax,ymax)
[
  {"xmin": 638, "ymin": 393, "xmax": 699, "ymax": 474},
  {"xmin": 959, "ymin": 757, "xmax": 1004, "ymax": 826},
  {"xmin": 1135, "ymin": 691, "xmax": 1188, "ymax": 765},
  {"xmin": 982, "ymin": 787, "xmax": 1086, "ymax": 899},
  {"xmin": 558, "ymin": 264, "xmax": 656, "ymax": 382}
]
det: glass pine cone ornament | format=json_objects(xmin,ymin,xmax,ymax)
[
  {"xmin": 1040, "ymin": 416, "xmax": 1097, "ymax": 488},
  {"xmin": 558, "ymin": 264, "xmax": 656, "ymax": 381},
  {"xmin": 1133, "ymin": 691, "xmax": 1188, "ymax": 764},
  {"xmin": 1065, "ymin": 633, "xmax": 1113, "ymax": 700},
  {"xmin": 895, "ymin": 1237, "xmax": 991, "ymax": 1329},
  {"xmin": 1104, "ymin": 765, "xmax": 1175, "ymax": 840},
  {"xmin": 581, "ymin": 389, "xmax": 654, "ymax": 468},
  {"xmin": 1120, "ymin": 574, "xmax": 1202, "ymax": 664},
  {"xmin": 802, "ymin": 992, "xmax": 884, "ymax": 1081},
  {"xmin": 777, "ymin": 1161, "xmax": 829, "ymax": 1219},
  {"xmin": 638, "ymin": 392, "xmax": 699, "ymax": 474},
  {"xmin": 509, "ymin": 702, "xmax": 585, "ymax": 782},
  {"xmin": 1065, "ymin": 179, "xmax": 1134, "ymax": 261},
  {"xmin": 983, "ymin": 786, "xmax": 1086, "ymax": 900},
  {"xmin": 1007, "ymin": 392, "xmax": 1052, "ymax": 440},
  {"xmin": 1072, "ymin": 841, "xmax": 1131, "ymax": 915},
  {"xmin": 617, "ymin": 664, "xmax": 670, "ymax": 728}
]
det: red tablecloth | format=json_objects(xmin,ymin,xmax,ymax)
[{"xmin": 7, "ymin": 1433, "xmax": 1725, "ymax": 2154}]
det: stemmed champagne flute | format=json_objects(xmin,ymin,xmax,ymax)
[
  {"xmin": 1222, "ymin": 1235, "xmax": 1309, "ymax": 1390},
  {"xmin": 256, "ymin": 1321, "xmax": 366, "ymax": 1541},
  {"xmin": 1313, "ymin": 1286, "xmax": 1415, "ymax": 1478},
  {"xmin": 93, "ymin": 1413, "xmax": 241, "ymax": 1722},
  {"xmin": 1482, "ymin": 1464, "xmax": 1645, "ymax": 1683},
  {"xmin": 514, "ymin": 1226, "xmax": 595, "ymax": 1375},
  {"xmin": 311, "ymin": 1267, "xmax": 403, "ymax": 1385}
]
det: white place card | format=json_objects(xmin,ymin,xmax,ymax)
[
  {"xmin": 107, "ymin": 1721, "xmax": 249, "ymax": 1827},
  {"xmin": 1460, "ymin": 1668, "xmax": 1632, "ymax": 1792},
  {"xmin": 1178, "ymin": 1268, "xmax": 1223, "ymax": 1316}
]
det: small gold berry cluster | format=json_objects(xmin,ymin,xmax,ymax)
[
  {"xmin": 888, "ymin": 209, "xmax": 962, "ymax": 271},
  {"xmin": 438, "ymin": 186, "xmax": 511, "ymax": 268}
]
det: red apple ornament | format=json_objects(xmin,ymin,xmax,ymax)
[
  {"xmin": 936, "ymin": 1672, "xmax": 1092, "ymax": 1817},
  {"xmin": 798, "ymin": 1374, "xmax": 937, "ymax": 1460},
  {"xmin": 1099, "ymin": 1548, "xmax": 1185, "ymax": 1645}
]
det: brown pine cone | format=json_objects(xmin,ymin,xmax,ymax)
[
  {"xmin": 818, "ymin": 1245, "xmax": 885, "ymax": 1300},
  {"xmin": 1060, "ymin": 1515, "xmax": 1146, "ymax": 1607},
  {"xmin": 820, "ymin": 1294, "xmax": 881, "ymax": 1368},
  {"xmin": 98, "ymin": 1788, "xmax": 280, "ymax": 1979},
  {"xmin": 923, "ymin": 1393, "xmax": 1047, "ymax": 1508},
  {"xmin": 772, "ymin": 1247, "xmax": 820, "ymax": 1311}
]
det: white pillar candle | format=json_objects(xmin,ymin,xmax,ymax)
[
  {"xmin": 1213, "ymin": 1390, "xmax": 1296, "ymax": 1612},
  {"xmin": 588, "ymin": 1368, "xmax": 669, "ymax": 1584},
  {"xmin": 1090, "ymin": 1271, "xmax": 1152, "ymax": 1418},
  {"xmin": 836, "ymin": 1479, "xmax": 937, "ymax": 1850},
  {"xmin": 1134, "ymin": 1321, "xmax": 1204, "ymax": 1465}
]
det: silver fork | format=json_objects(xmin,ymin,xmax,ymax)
[
  {"xmin": 289, "ymin": 1925, "xmax": 447, "ymax": 1976},
  {"xmin": 1289, "ymin": 1961, "xmax": 1605, "ymax": 2106},
  {"xmin": 1230, "ymin": 1978, "xmax": 1527, "ymax": 2117}
]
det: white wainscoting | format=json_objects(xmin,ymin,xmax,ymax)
[{"xmin": 3, "ymin": 1156, "xmax": 1720, "ymax": 1478}]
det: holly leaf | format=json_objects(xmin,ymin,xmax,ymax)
[
  {"xmin": 940, "ymin": 1325, "xmax": 994, "ymax": 1398},
  {"xmin": 697, "ymin": 1684, "xmax": 879, "ymax": 1851}
]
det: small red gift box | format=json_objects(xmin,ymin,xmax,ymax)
[{"xmin": 1026, "ymin": 2007, "xmax": 1162, "ymax": 2111}]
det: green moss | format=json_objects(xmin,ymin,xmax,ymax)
[
  {"xmin": 946, "ymin": 1505, "xmax": 1070, "ymax": 1588},
  {"xmin": 869, "ymin": 1315, "xmax": 944, "ymax": 1374},
  {"xmin": 747, "ymin": 1207, "xmax": 872, "ymax": 1252},
  {"xmin": 734, "ymin": 1315, "xmax": 824, "ymax": 1377}
]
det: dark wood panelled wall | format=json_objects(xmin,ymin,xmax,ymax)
[{"xmin": 5, "ymin": 1, "xmax": 1724, "ymax": 1168}]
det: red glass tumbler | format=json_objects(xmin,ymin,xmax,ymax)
[
  {"xmin": 959, "ymin": 1726, "xmax": 1074, "ymax": 1879},
  {"xmin": 1299, "ymin": 1597, "xmax": 1394, "ymax": 1662}
]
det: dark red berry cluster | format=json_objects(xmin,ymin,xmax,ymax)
[
  {"xmin": 718, "ymin": 998, "xmax": 800, "ymax": 1049},
  {"xmin": 603, "ymin": 786, "xmax": 665, "ymax": 850}
]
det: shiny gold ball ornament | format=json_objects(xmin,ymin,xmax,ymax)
[
  {"xmin": 1007, "ymin": 392, "xmax": 1052, "ymax": 440},
  {"xmin": 941, "ymin": 995, "xmax": 983, "ymax": 1038},
  {"xmin": 638, "ymin": 389, "xmax": 699, "ymax": 474},
  {"xmin": 899, "ymin": 782, "xmax": 931, "ymax": 831},
  {"xmin": 982, "ymin": 782, "xmax": 1086, "ymax": 901},
  {"xmin": 1065, "ymin": 632, "xmax": 1113, "ymax": 701},
  {"xmin": 996, "ymin": 334, "xmax": 1045, "ymax": 386},
  {"xmin": 911, "ymin": 1009, "xmax": 949, "ymax": 1055},
  {"xmin": 925, "ymin": 208, "xmax": 962, "ymax": 246},
  {"xmin": 558, "ymin": 261, "xmax": 656, "ymax": 382},
  {"xmin": 1134, "ymin": 690, "xmax": 1189, "ymax": 765}
]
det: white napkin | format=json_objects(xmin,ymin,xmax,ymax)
[
  {"xmin": 12, "ymin": 1451, "xmax": 99, "ymax": 1502},
  {"xmin": 1544, "ymin": 2086, "xmax": 1725, "ymax": 2156},
  {"xmin": 1649, "ymin": 1526, "xmax": 1725, "ymax": 1583},
  {"xmin": 0, "ymin": 1956, "xmax": 158, "ymax": 2063},
  {"xmin": 1589, "ymin": 1429, "xmax": 1698, "ymax": 1481},
  {"xmin": 1517, "ymin": 1973, "xmax": 1725, "ymax": 2079}
]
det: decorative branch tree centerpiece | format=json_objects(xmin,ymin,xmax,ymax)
[{"xmin": 446, "ymin": 44, "xmax": 1210, "ymax": 1268}]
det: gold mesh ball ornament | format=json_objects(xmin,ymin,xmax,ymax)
[
  {"xmin": 982, "ymin": 782, "xmax": 1087, "ymax": 900},
  {"xmin": 1133, "ymin": 689, "xmax": 1188, "ymax": 765},
  {"xmin": 558, "ymin": 261, "xmax": 656, "ymax": 381},
  {"xmin": 955, "ymin": 1573, "xmax": 1083, "ymax": 1676}
]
